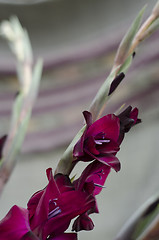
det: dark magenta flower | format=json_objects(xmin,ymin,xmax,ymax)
[
  {"xmin": 75, "ymin": 160, "xmax": 111, "ymax": 196},
  {"xmin": 0, "ymin": 168, "xmax": 97, "ymax": 240},
  {"xmin": 0, "ymin": 204, "xmax": 77, "ymax": 240},
  {"xmin": 73, "ymin": 108, "xmax": 140, "ymax": 172},
  {"xmin": 27, "ymin": 168, "xmax": 95, "ymax": 240},
  {"xmin": 52, "ymin": 233, "xmax": 77, "ymax": 240},
  {"xmin": 0, "ymin": 162, "xmax": 111, "ymax": 239},
  {"xmin": 73, "ymin": 111, "xmax": 121, "ymax": 171},
  {"xmin": 72, "ymin": 160, "xmax": 111, "ymax": 232},
  {"xmin": 0, "ymin": 205, "xmax": 39, "ymax": 240}
]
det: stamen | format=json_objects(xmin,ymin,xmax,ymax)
[
  {"xmin": 94, "ymin": 183, "xmax": 106, "ymax": 188},
  {"xmin": 48, "ymin": 206, "xmax": 61, "ymax": 219},
  {"xmin": 95, "ymin": 139, "xmax": 110, "ymax": 145}
]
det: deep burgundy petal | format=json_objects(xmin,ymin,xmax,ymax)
[
  {"xmin": 97, "ymin": 140, "xmax": 120, "ymax": 154},
  {"xmin": 118, "ymin": 106, "xmax": 141, "ymax": 134},
  {"xmin": 27, "ymin": 168, "xmax": 96, "ymax": 240},
  {"xmin": 86, "ymin": 114, "xmax": 120, "ymax": 142},
  {"xmin": 28, "ymin": 168, "xmax": 60, "ymax": 235},
  {"xmin": 83, "ymin": 146, "xmax": 120, "ymax": 172},
  {"xmin": 0, "ymin": 205, "xmax": 31, "ymax": 240},
  {"xmin": 54, "ymin": 174, "xmax": 74, "ymax": 193},
  {"xmin": 85, "ymin": 162, "xmax": 111, "ymax": 195},
  {"xmin": 27, "ymin": 190, "xmax": 44, "ymax": 220},
  {"xmin": 93, "ymin": 154, "xmax": 121, "ymax": 172},
  {"xmin": 73, "ymin": 111, "xmax": 92, "ymax": 158},
  {"xmin": 73, "ymin": 139, "xmax": 84, "ymax": 157},
  {"xmin": 83, "ymin": 111, "xmax": 93, "ymax": 127},
  {"xmin": 85, "ymin": 136, "xmax": 99, "ymax": 155},
  {"xmin": 42, "ymin": 190, "xmax": 95, "ymax": 239},
  {"xmin": 72, "ymin": 213, "xmax": 94, "ymax": 232},
  {"xmin": 51, "ymin": 233, "xmax": 77, "ymax": 240},
  {"xmin": 118, "ymin": 106, "xmax": 132, "ymax": 120},
  {"xmin": 83, "ymin": 181, "xmax": 95, "ymax": 195},
  {"xmin": 75, "ymin": 160, "xmax": 111, "ymax": 195},
  {"xmin": 21, "ymin": 231, "xmax": 40, "ymax": 240}
]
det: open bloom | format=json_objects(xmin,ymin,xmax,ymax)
[
  {"xmin": 0, "ymin": 168, "xmax": 93, "ymax": 240},
  {"xmin": 0, "ymin": 162, "xmax": 111, "ymax": 240},
  {"xmin": 73, "ymin": 107, "xmax": 140, "ymax": 172},
  {"xmin": 72, "ymin": 160, "xmax": 111, "ymax": 232},
  {"xmin": 73, "ymin": 111, "xmax": 121, "ymax": 171},
  {"xmin": 0, "ymin": 204, "xmax": 77, "ymax": 240},
  {"xmin": 27, "ymin": 168, "xmax": 96, "ymax": 239},
  {"xmin": 28, "ymin": 163, "xmax": 111, "ymax": 236}
]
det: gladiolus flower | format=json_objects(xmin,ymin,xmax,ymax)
[
  {"xmin": 0, "ymin": 204, "xmax": 77, "ymax": 240},
  {"xmin": 0, "ymin": 168, "xmax": 97, "ymax": 240},
  {"xmin": 72, "ymin": 160, "xmax": 111, "ymax": 232},
  {"xmin": 0, "ymin": 162, "xmax": 111, "ymax": 239},
  {"xmin": 73, "ymin": 108, "xmax": 140, "ymax": 172},
  {"xmin": 27, "ymin": 168, "xmax": 95, "ymax": 239},
  {"xmin": 73, "ymin": 111, "xmax": 121, "ymax": 171},
  {"xmin": 0, "ymin": 205, "xmax": 38, "ymax": 240}
]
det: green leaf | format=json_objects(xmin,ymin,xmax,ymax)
[
  {"xmin": 133, "ymin": 204, "xmax": 159, "ymax": 239},
  {"xmin": 114, "ymin": 5, "xmax": 146, "ymax": 66},
  {"xmin": 142, "ymin": 17, "xmax": 159, "ymax": 40},
  {"xmin": 118, "ymin": 55, "xmax": 132, "ymax": 74},
  {"xmin": 89, "ymin": 68, "xmax": 117, "ymax": 121},
  {"xmin": 89, "ymin": 6, "xmax": 146, "ymax": 121},
  {"xmin": 3, "ymin": 109, "xmax": 31, "ymax": 164},
  {"xmin": 32, "ymin": 59, "xmax": 43, "ymax": 97},
  {"xmin": 152, "ymin": 0, "xmax": 159, "ymax": 17},
  {"xmin": 115, "ymin": 193, "xmax": 159, "ymax": 240},
  {"xmin": 0, "ymin": 17, "xmax": 43, "ymax": 194}
]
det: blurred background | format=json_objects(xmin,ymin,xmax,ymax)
[{"xmin": 0, "ymin": 0, "xmax": 159, "ymax": 239}]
